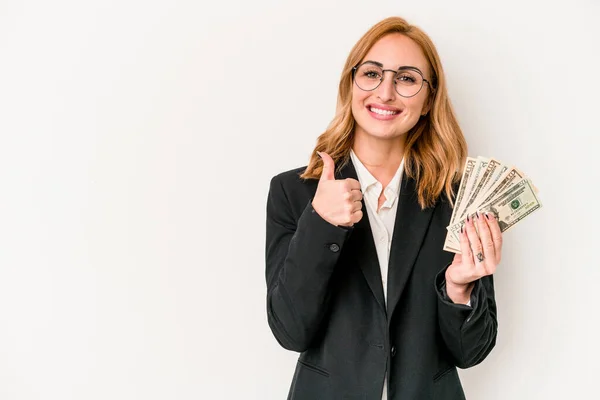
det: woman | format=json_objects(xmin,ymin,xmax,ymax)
[{"xmin": 265, "ymin": 16, "xmax": 501, "ymax": 400}]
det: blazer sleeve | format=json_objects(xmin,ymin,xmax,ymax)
[
  {"xmin": 265, "ymin": 175, "xmax": 352, "ymax": 352},
  {"xmin": 434, "ymin": 263, "xmax": 498, "ymax": 369}
]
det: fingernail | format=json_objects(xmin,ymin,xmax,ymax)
[
  {"xmin": 466, "ymin": 214, "xmax": 470, "ymax": 223},
  {"xmin": 460, "ymin": 225, "xmax": 463, "ymax": 233},
  {"xmin": 476, "ymin": 211, "xmax": 480, "ymax": 220},
  {"xmin": 485, "ymin": 212, "xmax": 490, "ymax": 220},
  {"xmin": 316, "ymin": 151, "xmax": 322, "ymax": 158}
]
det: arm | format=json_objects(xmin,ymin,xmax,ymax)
[
  {"xmin": 435, "ymin": 212, "xmax": 501, "ymax": 368},
  {"xmin": 435, "ymin": 264, "xmax": 498, "ymax": 369},
  {"xmin": 265, "ymin": 176, "xmax": 352, "ymax": 352}
]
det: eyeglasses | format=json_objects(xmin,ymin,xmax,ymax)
[{"xmin": 352, "ymin": 61, "xmax": 432, "ymax": 98}]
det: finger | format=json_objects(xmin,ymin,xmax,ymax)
[
  {"xmin": 344, "ymin": 178, "xmax": 361, "ymax": 191},
  {"xmin": 452, "ymin": 252, "xmax": 462, "ymax": 266},
  {"xmin": 475, "ymin": 211, "xmax": 495, "ymax": 264},
  {"xmin": 343, "ymin": 189, "xmax": 362, "ymax": 203},
  {"xmin": 317, "ymin": 151, "xmax": 335, "ymax": 182},
  {"xmin": 350, "ymin": 209, "xmax": 363, "ymax": 224},
  {"xmin": 350, "ymin": 198, "xmax": 363, "ymax": 212},
  {"xmin": 458, "ymin": 222, "xmax": 474, "ymax": 266},
  {"xmin": 465, "ymin": 214, "xmax": 485, "ymax": 266},
  {"xmin": 484, "ymin": 212, "xmax": 503, "ymax": 263},
  {"xmin": 349, "ymin": 188, "xmax": 363, "ymax": 202}
]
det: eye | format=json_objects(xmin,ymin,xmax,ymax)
[
  {"xmin": 394, "ymin": 70, "xmax": 423, "ymax": 87},
  {"xmin": 396, "ymin": 73, "xmax": 417, "ymax": 83},
  {"xmin": 362, "ymin": 69, "xmax": 382, "ymax": 79}
]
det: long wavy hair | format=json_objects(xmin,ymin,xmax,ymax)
[{"xmin": 299, "ymin": 16, "xmax": 467, "ymax": 209}]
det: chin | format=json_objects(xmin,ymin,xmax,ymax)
[
  {"xmin": 366, "ymin": 129, "xmax": 404, "ymax": 140},
  {"xmin": 355, "ymin": 112, "xmax": 417, "ymax": 139},
  {"xmin": 360, "ymin": 122, "xmax": 409, "ymax": 140}
]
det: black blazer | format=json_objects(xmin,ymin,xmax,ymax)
[{"xmin": 265, "ymin": 158, "xmax": 498, "ymax": 400}]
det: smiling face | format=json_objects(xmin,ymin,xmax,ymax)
[{"xmin": 351, "ymin": 33, "xmax": 433, "ymax": 142}]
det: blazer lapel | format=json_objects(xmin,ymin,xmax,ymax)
[
  {"xmin": 386, "ymin": 174, "xmax": 435, "ymax": 322},
  {"xmin": 337, "ymin": 159, "xmax": 386, "ymax": 313}
]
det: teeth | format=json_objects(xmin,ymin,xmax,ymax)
[{"xmin": 370, "ymin": 107, "xmax": 399, "ymax": 115}]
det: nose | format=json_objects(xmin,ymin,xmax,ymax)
[{"xmin": 376, "ymin": 70, "xmax": 396, "ymax": 102}]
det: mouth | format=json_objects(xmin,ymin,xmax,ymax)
[{"xmin": 366, "ymin": 104, "xmax": 402, "ymax": 120}]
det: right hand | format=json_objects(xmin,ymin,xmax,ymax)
[{"xmin": 311, "ymin": 152, "xmax": 363, "ymax": 227}]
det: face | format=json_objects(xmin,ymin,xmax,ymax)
[{"xmin": 351, "ymin": 33, "xmax": 433, "ymax": 141}]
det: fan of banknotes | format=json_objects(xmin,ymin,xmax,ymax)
[{"xmin": 443, "ymin": 157, "xmax": 542, "ymax": 254}]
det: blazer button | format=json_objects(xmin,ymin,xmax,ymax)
[
  {"xmin": 390, "ymin": 346, "xmax": 397, "ymax": 357},
  {"xmin": 329, "ymin": 243, "xmax": 340, "ymax": 252}
]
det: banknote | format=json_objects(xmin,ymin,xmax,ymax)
[
  {"xmin": 455, "ymin": 157, "xmax": 489, "ymax": 221},
  {"xmin": 447, "ymin": 178, "xmax": 542, "ymax": 243},
  {"xmin": 475, "ymin": 167, "xmax": 525, "ymax": 210},
  {"xmin": 444, "ymin": 158, "xmax": 502, "ymax": 252},
  {"xmin": 458, "ymin": 158, "xmax": 502, "ymax": 221},
  {"xmin": 443, "ymin": 157, "xmax": 541, "ymax": 254},
  {"xmin": 481, "ymin": 164, "xmax": 508, "ymax": 199},
  {"xmin": 448, "ymin": 157, "xmax": 477, "ymax": 226},
  {"xmin": 443, "ymin": 157, "xmax": 477, "ymax": 251}
]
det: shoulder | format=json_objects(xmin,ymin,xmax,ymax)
[
  {"xmin": 270, "ymin": 166, "xmax": 308, "ymax": 186},
  {"xmin": 267, "ymin": 166, "xmax": 319, "ymax": 221},
  {"xmin": 268, "ymin": 166, "xmax": 318, "ymax": 204}
]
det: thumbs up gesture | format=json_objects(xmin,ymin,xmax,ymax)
[{"xmin": 311, "ymin": 152, "xmax": 363, "ymax": 227}]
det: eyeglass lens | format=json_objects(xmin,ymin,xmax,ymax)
[{"xmin": 354, "ymin": 64, "xmax": 424, "ymax": 97}]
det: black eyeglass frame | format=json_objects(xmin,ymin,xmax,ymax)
[{"xmin": 351, "ymin": 61, "xmax": 435, "ymax": 98}]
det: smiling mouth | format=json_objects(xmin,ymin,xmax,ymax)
[
  {"xmin": 367, "ymin": 105, "xmax": 402, "ymax": 118},
  {"xmin": 369, "ymin": 106, "xmax": 400, "ymax": 115}
]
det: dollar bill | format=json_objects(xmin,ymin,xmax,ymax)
[
  {"xmin": 447, "ymin": 178, "xmax": 542, "ymax": 243},
  {"xmin": 481, "ymin": 164, "xmax": 508, "ymax": 198},
  {"xmin": 479, "ymin": 179, "xmax": 542, "ymax": 232},
  {"xmin": 444, "ymin": 156, "xmax": 490, "ymax": 251},
  {"xmin": 443, "ymin": 240, "xmax": 461, "ymax": 253},
  {"xmin": 443, "ymin": 157, "xmax": 541, "ymax": 254},
  {"xmin": 443, "ymin": 157, "xmax": 477, "ymax": 251},
  {"xmin": 472, "ymin": 167, "xmax": 525, "ymax": 214},
  {"xmin": 455, "ymin": 157, "xmax": 489, "ymax": 221},
  {"xmin": 448, "ymin": 157, "xmax": 477, "ymax": 226},
  {"xmin": 459, "ymin": 158, "xmax": 502, "ymax": 220}
]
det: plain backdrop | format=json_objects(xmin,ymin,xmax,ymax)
[{"xmin": 0, "ymin": 0, "xmax": 598, "ymax": 399}]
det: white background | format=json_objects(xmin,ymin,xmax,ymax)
[{"xmin": 1, "ymin": 1, "xmax": 598, "ymax": 399}]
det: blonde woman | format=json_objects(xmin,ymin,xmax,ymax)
[{"xmin": 265, "ymin": 16, "xmax": 502, "ymax": 400}]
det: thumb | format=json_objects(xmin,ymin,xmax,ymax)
[
  {"xmin": 452, "ymin": 253, "xmax": 462, "ymax": 266},
  {"xmin": 317, "ymin": 152, "xmax": 335, "ymax": 181}
]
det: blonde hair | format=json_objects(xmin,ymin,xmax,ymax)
[{"xmin": 299, "ymin": 16, "xmax": 467, "ymax": 209}]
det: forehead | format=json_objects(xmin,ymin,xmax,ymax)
[{"xmin": 362, "ymin": 33, "xmax": 429, "ymax": 73}]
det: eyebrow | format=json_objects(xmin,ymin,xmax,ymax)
[{"xmin": 362, "ymin": 60, "xmax": 425, "ymax": 75}]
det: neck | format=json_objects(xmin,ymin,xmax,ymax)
[{"xmin": 352, "ymin": 131, "xmax": 405, "ymax": 183}]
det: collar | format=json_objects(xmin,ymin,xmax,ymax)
[{"xmin": 349, "ymin": 149, "xmax": 404, "ymax": 198}]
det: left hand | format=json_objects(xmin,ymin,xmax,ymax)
[{"xmin": 445, "ymin": 211, "xmax": 503, "ymax": 302}]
